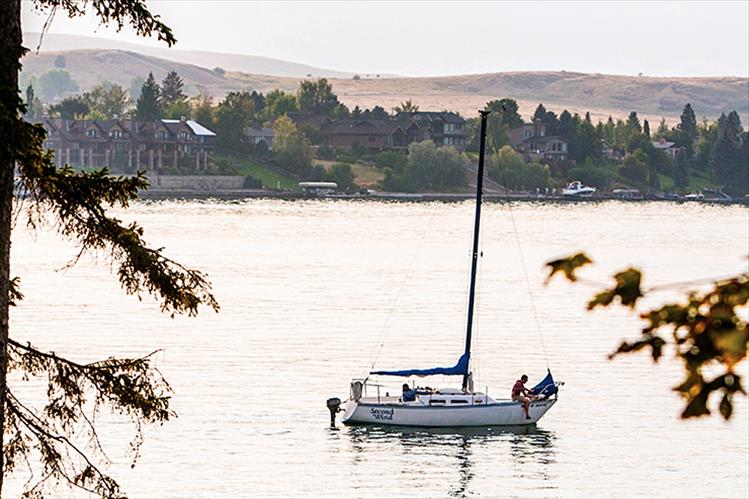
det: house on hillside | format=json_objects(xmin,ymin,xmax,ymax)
[
  {"xmin": 286, "ymin": 112, "xmax": 334, "ymax": 130},
  {"xmin": 319, "ymin": 116, "xmax": 425, "ymax": 150},
  {"xmin": 602, "ymin": 140, "xmax": 624, "ymax": 161},
  {"xmin": 401, "ymin": 111, "xmax": 467, "ymax": 150},
  {"xmin": 652, "ymin": 138, "xmax": 683, "ymax": 160},
  {"xmin": 284, "ymin": 110, "xmax": 466, "ymax": 151},
  {"xmin": 508, "ymin": 119, "xmax": 568, "ymax": 162},
  {"xmin": 36, "ymin": 117, "xmax": 215, "ymax": 171},
  {"xmin": 246, "ymin": 126, "xmax": 276, "ymax": 150}
]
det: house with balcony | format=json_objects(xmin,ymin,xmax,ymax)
[
  {"xmin": 35, "ymin": 117, "xmax": 216, "ymax": 172},
  {"xmin": 400, "ymin": 111, "xmax": 467, "ymax": 150},
  {"xmin": 508, "ymin": 119, "xmax": 568, "ymax": 162},
  {"xmin": 652, "ymin": 138, "xmax": 684, "ymax": 160},
  {"xmin": 245, "ymin": 126, "xmax": 276, "ymax": 150}
]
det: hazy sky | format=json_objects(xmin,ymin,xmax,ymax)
[{"xmin": 21, "ymin": 0, "xmax": 749, "ymax": 77}]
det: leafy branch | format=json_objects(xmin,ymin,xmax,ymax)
[{"xmin": 546, "ymin": 253, "xmax": 748, "ymax": 420}]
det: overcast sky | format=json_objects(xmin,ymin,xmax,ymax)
[{"xmin": 21, "ymin": 0, "xmax": 749, "ymax": 78}]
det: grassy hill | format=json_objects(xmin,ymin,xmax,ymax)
[
  {"xmin": 21, "ymin": 48, "xmax": 748, "ymax": 123},
  {"xmin": 23, "ymin": 32, "xmax": 360, "ymax": 78}
]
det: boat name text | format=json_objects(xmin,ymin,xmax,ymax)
[{"xmin": 370, "ymin": 408, "xmax": 394, "ymax": 421}]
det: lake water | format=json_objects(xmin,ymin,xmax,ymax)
[{"xmin": 7, "ymin": 199, "xmax": 749, "ymax": 498}]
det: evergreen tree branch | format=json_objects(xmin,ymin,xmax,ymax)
[
  {"xmin": 5, "ymin": 390, "xmax": 122, "ymax": 497},
  {"xmin": 3, "ymin": 1, "xmax": 183, "ymax": 496},
  {"xmin": 8, "ymin": 338, "xmax": 174, "ymax": 426},
  {"xmin": 14, "ymin": 119, "xmax": 219, "ymax": 317},
  {"xmin": 4, "ymin": 338, "xmax": 174, "ymax": 496},
  {"xmin": 31, "ymin": 0, "xmax": 175, "ymax": 47}
]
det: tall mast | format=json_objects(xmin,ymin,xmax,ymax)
[{"xmin": 462, "ymin": 110, "xmax": 490, "ymax": 392}]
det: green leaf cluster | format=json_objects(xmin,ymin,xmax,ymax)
[{"xmin": 547, "ymin": 253, "xmax": 748, "ymax": 420}]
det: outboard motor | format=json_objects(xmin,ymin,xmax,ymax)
[{"xmin": 326, "ymin": 397, "xmax": 342, "ymax": 427}]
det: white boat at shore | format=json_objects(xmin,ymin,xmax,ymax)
[
  {"xmin": 329, "ymin": 111, "xmax": 561, "ymax": 428},
  {"xmin": 562, "ymin": 181, "xmax": 596, "ymax": 197},
  {"xmin": 686, "ymin": 189, "xmax": 732, "ymax": 202}
]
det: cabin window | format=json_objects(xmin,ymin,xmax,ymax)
[
  {"xmin": 451, "ymin": 399, "xmax": 468, "ymax": 404},
  {"xmin": 429, "ymin": 399, "xmax": 446, "ymax": 404}
]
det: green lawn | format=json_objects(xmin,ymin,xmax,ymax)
[
  {"xmin": 685, "ymin": 168, "xmax": 717, "ymax": 192},
  {"xmin": 647, "ymin": 171, "xmax": 716, "ymax": 193},
  {"xmin": 213, "ymin": 153, "xmax": 299, "ymax": 190}
]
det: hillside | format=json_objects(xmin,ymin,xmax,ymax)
[
  {"xmin": 23, "ymin": 32, "xmax": 359, "ymax": 78},
  {"xmin": 20, "ymin": 48, "xmax": 749, "ymax": 123}
]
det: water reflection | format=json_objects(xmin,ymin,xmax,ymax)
[{"xmin": 343, "ymin": 425, "xmax": 557, "ymax": 496}]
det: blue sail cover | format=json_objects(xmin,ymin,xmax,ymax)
[
  {"xmin": 530, "ymin": 370, "xmax": 558, "ymax": 398},
  {"xmin": 370, "ymin": 354, "xmax": 469, "ymax": 377}
]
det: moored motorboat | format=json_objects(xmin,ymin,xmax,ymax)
[{"xmin": 562, "ymin": 181, "xmax": 596, "ymax": 197}]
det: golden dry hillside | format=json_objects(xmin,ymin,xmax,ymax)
[{"xmin": 22, "ymin": 49, "xmax": 748, "ymax": 122}]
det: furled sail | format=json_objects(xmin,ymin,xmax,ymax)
[
  {"xmin": 530, "ymin": 369, "xmax": 558, "ymax": 398},
  {"xmin": 370, "ymin": 353, "xmax": 469, "ymax": 377}
]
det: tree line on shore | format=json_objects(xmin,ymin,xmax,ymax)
[
  {"xmin": 466, "ymin": 99, "xmax": 748, "ymax": 196},
  {"xmin": 22, "ymin": 69, "xmax": 749, "ymax": 196}
]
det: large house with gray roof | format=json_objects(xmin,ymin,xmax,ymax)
[{"xmin": 35, "ymin": 117, "xmax": 216, "ymax": 172}]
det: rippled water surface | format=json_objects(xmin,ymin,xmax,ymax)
[{"xmin": 8, "ymin": 199, "xmax": 749, "ymax": 497}]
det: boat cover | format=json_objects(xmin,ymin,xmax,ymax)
[
  {"xmin": 370, "ymin": 353, "xmax": 469, "ymax": 377},
  {"xmin": 530, "ymin": 370, "xmax": 558, "ymax": 397}
]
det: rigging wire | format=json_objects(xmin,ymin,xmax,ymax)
[
  {"xmin": 487, "ymin": 117, "xmax": 551, "ymax": 369},
  {"xmin": 472, "ymin": 231, "xmax": 483, "ymax": 385},
  {"xmin": 559, "ymin": 273, "xmax": 747, "ymax": 292},
  {"xmin": 364, "ymin": 202, "xmax": 440, "ymax": 377}
]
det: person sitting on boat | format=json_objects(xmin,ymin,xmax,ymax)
[
  {"xmin": 512, "ymin": 375, "xmax": 535, "ymax": 420},
  {"xmin": 402, "ymin": 383, "xmax": 417, "ymax": 402}
]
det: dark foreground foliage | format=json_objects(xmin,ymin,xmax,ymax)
[
  {"xmin": 2, "ymin": 1, "xmax": 218, "ymax": 496},
  {"xmin": 547, "ymin": 254, "xmax": 748, "ymax": 420}
]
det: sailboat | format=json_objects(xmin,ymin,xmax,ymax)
[{"xmin": 334, "ymin": 110, "xmax": 561, "ymax": 427}]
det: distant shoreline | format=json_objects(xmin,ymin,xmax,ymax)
[{"xmin": 137, "ymin": 189, "xmax": 749, "ymax": 205}]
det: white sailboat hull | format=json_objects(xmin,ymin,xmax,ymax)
[{"xmin": 342, "ymin": 398, "xmax": 556, "ymax": 427}]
